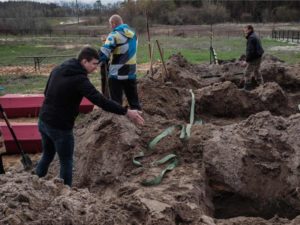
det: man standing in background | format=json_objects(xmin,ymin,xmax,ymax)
[
  {"xmin": 241, "ymin": 25, "xmax": 264, "ymax": 91},
  {"xmin": 99, "ymin": 14, "xmax": 142, "ymax": 110}
]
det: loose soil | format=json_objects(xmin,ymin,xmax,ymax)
[
  {"xmin": 0, "ymin": 53, "xmax": 300, "ymax": 225},
  {"xmin": 0, "ymin": 63, "xmax": 150, "ymax": 76}
]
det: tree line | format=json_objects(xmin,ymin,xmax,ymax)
[
  {"xmin": 0, "ymin": 0, "xmax": 299, "ymax": 34},
  {"xmin": 120, "ymin": 0, "xmax": 300, "ymax": 29}
]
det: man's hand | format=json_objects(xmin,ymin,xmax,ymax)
[{"xmin": 126, "ymin": 109, "xmax": 144, "ymax": 125}]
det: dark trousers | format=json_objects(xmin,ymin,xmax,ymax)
[
  {"xmin": 36, "ymin": 120, "xmax": 74, "ymax": 186},
  {"xmin": 109, "ymin": 78, "xmax": 142, "ymax": 110},
  {"xmin": 100, "ymin": 63, "xmax": 110, "ymax": 98},
  {"xmin": 244, "ymin": 57, "xmax": 263, "ymax": 84}
]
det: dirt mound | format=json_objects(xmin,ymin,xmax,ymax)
[
  {"xmin": 71, "ymin": 109, "xmax": 214, "ymax": 224},
  {"xmin": 148, "ymin": 52, "xmax": 300, "ymax": 93},
  {"xmin": 1, "ymin": 53, "xmax": 300, "ymax": 224},
  {"xmin": 261, "ymin": 62, "xmax": 300, "ymax": 92},
  {"xmin": 0, "ymin": 171, "xmax": 135, "ymax": 225},
  {"xmin": 194, "ymin": 81, "xmax": 296, "ymax": 117},
  {"xmin": 149, "ymin": 53, "xmax": 203, "ymax": 89},
  {"xmin": 204, "ymin": 111, "xmax": 300, "ymax": 219}
]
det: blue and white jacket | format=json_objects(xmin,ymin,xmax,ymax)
[{"xmin": 99, "ymin": 24, "xmax": 137, "ymax": 80}]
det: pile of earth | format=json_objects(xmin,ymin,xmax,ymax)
[{"xmin": 0, "ymin": 53, "xmax": 300, "ymax": 225}]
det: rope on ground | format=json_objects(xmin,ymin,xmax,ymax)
[{"xmin": 133, "ymin": 89, "xmax": 202, "ymax": 186}]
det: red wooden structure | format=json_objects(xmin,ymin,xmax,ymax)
[
  {"xmin": 0, "ymin": 94, "xmax": 94, "ymax": 118},
  {"xmin": 0, "ymin": 122, "xmax": 41, "ymax": 154},
  {"xmin": 0, "ymin": 94, "xmax": 94, "ymax": 154}
]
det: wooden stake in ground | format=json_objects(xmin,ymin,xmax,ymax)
[
  {"xmin": 146, "ymin": 11, "xmax": 153, "ymax": 76},
  {"xmin": 149, "ymin": 44, "xmax": 155, "ymax": 76},
  {"xmin": 156, "ymin": 40, "xmax": 168, "ymax": 78}
]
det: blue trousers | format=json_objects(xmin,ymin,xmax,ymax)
[{"xmin": 36, "ymin": 120, "xmax": 74, "ymax": 186}]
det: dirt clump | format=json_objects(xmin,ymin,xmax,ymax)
[
  {"xmin": 1, "ymin": 53, "xmax": 300, "ymax": 225},
  {"xmin": 0, "ymin": 171, "xmax": 137, "ymax": 225},
  {"xmin": 195, "ymin": 81, "xmax": 296, "ymax": 118},
  {"xmin": 204, "ymin": 111, "xmax": 300, "ymax": 220},
  {"xmin": 261, "ymin": 61, "xmax": 300, "ymax": 92}
]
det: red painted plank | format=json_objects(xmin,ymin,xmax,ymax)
[
  {"xmin": 0, "ymin": 94, "xmax": 94, "ymax": 118},
  {"xmin": 80, "ymin": 97, "xmax": 94, "ymax": 114},
  {"xmin": 0, "ymin": 122, "xmax": 41, "ymax": 154}
]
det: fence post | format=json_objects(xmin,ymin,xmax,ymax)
[
  {"xmin": 279, "ymin": 30, "xmax": 281, "ymax": 40},
  {"xmin": 298, "ymin": 31, "xmax": 300, "ymax": 44},
  {"xmin": 292, "ymin": 31, "xmax": 294, "ymax": 43}
]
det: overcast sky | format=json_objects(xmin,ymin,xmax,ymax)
[{"xmin": 0, "ymin": 0, "xmax": 121, "ymax": 5}]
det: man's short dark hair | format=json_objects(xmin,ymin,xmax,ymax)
[
  {"xmin": 246, "ymin": 25, "xmax": 254, "ymax": 32},
  {"xmin": 77, "ymin": 47, "xmax": 99, "ymax": 62}
]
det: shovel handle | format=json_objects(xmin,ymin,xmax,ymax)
[{"xmin": 0, "ymin": 104, "xmax": 26, "ymax": 155}]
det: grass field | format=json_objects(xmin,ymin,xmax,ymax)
[
  {"xmin": 0, "ymin": 33, "xmax": 299, "ymax": 94},
  {"xmin": 0, "ymin": 73, "xmax": 100, "ymax": 95},
  {"xmin": 1, "ymin": 35, "xmax": 299, "ymax": 66}
]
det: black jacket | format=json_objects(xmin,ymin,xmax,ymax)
[
  {"xmin": 246, "ymin": 31, "xmax": 264, "ymax": 62},
  {"xmin": 40, "ymin": 58, "xmax": 127, "ymax": 130}
]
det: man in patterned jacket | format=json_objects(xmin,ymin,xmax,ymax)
[{"xmin": 99, "ymin": 14, "xmax": 142, "ymax": 110}]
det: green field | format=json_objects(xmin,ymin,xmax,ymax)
[
  {"xmin": 1, "ymin": 35, "xmax": 299, "ymax": 66},
  {"xmin": 0, "ymin": 73, "xmax": 100, "ymax": 95},
  {"xmin": 0, "ymin": 34, "xmax": 299, "ymax": 94}
]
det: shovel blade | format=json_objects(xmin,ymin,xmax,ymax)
[
  {"xmin": 0, "ymin": 155, "xmax": 5, "ymax": 174},
  {"xmin": 21, "ymin": 154, "xmax": 33, "ymax": 171}
]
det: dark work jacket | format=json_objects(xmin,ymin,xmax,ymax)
[
  {"xmin": 39, "ymin": 58, "xmax": 127, "ymax": 130},
  {"xmin": 246, "ymin": 31, "xmax": 264, "ymax": 62}
]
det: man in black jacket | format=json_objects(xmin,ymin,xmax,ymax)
[
  {"xmin": 36, "ymin": 47, "xmax": 144, "ymax": 186},
  {"xmin": 241, "ymin": 25, "xmax": 264, "ymax": 91}
]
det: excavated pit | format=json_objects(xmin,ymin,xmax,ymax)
[{"xmin": 1, "ymin": 53, "xmax": 300, "ymax": 225}]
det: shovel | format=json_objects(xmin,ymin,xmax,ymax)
[
  {"xmin": 0, "ymin": 104, "xmax": 33, "ymax": 171},
  {"xmin": 0, "ymin": 153, "xmax": 5, "ymax": 174}
]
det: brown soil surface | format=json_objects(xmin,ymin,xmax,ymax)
[
  {"xmin": 0, "ymin": 64, "xmax": 56, "ymax": 76},
  {"xmin": 1, "ymin": 53, "xmax": 300, "ymax": 225},
  {"xmin": 0, "ymin": 63, "xmax": 151, "ymax": 76}
]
